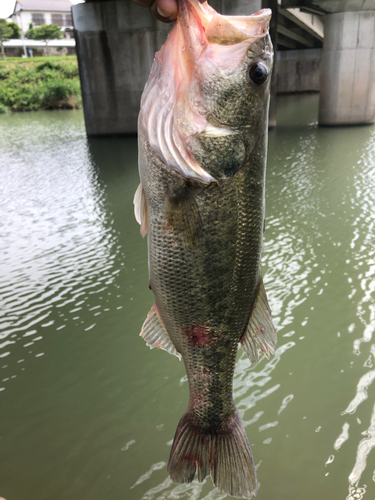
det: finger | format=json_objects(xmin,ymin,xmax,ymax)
[{"xmin": 151, "ymin": 0, "xmax": 178, "ymax": 23}]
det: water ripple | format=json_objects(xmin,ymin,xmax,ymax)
[{"xmin": 0, "ymin": 112, "xmax": 121, "ymax": 389}]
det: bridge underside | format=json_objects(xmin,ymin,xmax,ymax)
[{"xmin": 277, "ymin": 4, "xmax": 323, "ymax": 50}]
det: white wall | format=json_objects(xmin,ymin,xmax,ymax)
[{"xmin": 12, "ymin": 10, "xmax": 73, "ymax": 35}]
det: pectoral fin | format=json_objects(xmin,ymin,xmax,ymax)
[
  {"xmin": 134, "ymin": 183, "xmax": 148, "ymax": 237},
  {"xmin": 240, "ymin": 278, "xmax": 277, "ymax": 363},
  {"xmin": 140, "ymin": 303, "xmax": 181, "ymax": 360},
  {"xmin": 164, "ymin": 186, "xmax": 203, "ymax": 249}
]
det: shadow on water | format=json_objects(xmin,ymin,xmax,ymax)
[{"xmin": 1, "ymin": 98, "xmax": 375, "ymax": 500}]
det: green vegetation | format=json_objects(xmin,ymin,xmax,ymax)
[
  {"xmin": 0, "ymin": 56, "xmax": 82, "ymax": 112},
  {"xmin": 25, "ymin": 24, "xmax": 63, "ymax": 57},
  {"xmin": 7, "ymin": 22, "xmax": 21, "ymax": 39},
  {"xmin": 0, "ymin": 19, "xmax": 21, "ymax": 60},
  {"xmin": 26, "ymin": 24, "xmax": 62, "ymax": 47},
  {"xmin": 0, "ymin": 19, "xmax": 13, "ymax": 60}
]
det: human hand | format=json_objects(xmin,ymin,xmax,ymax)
[{"xmin": 133, "ymin": 0, "xmax": 204, "ymax": 23}]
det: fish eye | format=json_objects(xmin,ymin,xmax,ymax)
[{"xmin": 247, "ymin": 62, "xmax": 268, "ymax": 86}]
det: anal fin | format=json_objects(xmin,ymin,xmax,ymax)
[
  {"xmin": 140, "ymin": 303, "xmax": 181, "ymax": 360},
  {"xmin": 240, "ymin": 278, "xmax": 277, "ymax": 363}
]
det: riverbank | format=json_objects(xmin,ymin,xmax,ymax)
[{"xmin": 0, "ymin": 56, "xmax": 81, "ymax": 113}]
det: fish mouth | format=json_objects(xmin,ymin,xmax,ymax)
[
  {"xmin": 179, "ymin": 1, "xmax": 272, "ymax": 47},
  {"xmin": 204, "ymin": 8, "xmax": 272, "ymax": 46}
]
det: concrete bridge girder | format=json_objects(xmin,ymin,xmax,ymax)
[
  {"xmin": 278, "ymin": 22, "xmax": 316, "ymax": 48},
  {"xmin": 278, "ymin": 6, "xmax": 323, "ymax": 46}
]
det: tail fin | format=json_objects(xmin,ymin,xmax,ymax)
[{"xmin": 168, "ymin": 409, "xmax": 257, "ymax": 499}]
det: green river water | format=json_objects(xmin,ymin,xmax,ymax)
[{"xmin": 1, "ymin": 94, "xmax": 375, "ymax": 500}]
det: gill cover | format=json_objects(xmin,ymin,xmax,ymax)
[{"xmin": 139, "ymin": 0, "xmax": 272, "ymax": 184}]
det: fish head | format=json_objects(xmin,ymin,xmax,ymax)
[
  {"xmin": 189, "ymin": 7, "xmax": 273, "ymax": 131},
  {"xmin": 140, "ymin": 1, "xmax": 273, "ymax": 184}
]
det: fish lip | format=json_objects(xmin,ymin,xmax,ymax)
[
  {"xmin": 205, "ymin": 8, "xmax": 273, "ymax": 46},
  {"xmin": 249, "ymin": 8, "xmax": 272, "ymax": 21}
]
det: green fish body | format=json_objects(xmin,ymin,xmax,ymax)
[{"xmin": 134, "ymin": 2, "xmax": 277, "ymax": 497}]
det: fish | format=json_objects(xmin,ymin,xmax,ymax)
[{"xmin": 134, "ymin": 1, "xmax": 276, "ymax": 498}]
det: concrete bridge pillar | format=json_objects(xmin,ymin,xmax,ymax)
[
  {"xmin": 72, "ymin": 1, "xmax": 170, "ymax": 135},
  {"xmin": 319, "ymin": 8, "xmax": 375, "ymax": 126}
]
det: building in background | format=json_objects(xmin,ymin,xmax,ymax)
[{"xmin": 8, "ymin": 0, "xmax": 74, "ymax": 39}]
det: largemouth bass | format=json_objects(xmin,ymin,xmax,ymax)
[{"xmin": 134, "ymin": 1, "xmax": 276, "ymax": 497}]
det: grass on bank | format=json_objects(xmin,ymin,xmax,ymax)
[{"xmin": 0, "ymin": 56, "xmax": 82, "ymax": 113}]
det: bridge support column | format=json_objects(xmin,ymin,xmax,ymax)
[
  {"xmin": 319, "ymin": 10, "xmax": 375, "ymax": 126},
  {"xmin": 72, "ymin": 1, "xmax": 170, "ymax": 135}
]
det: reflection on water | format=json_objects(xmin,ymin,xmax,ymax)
[
  {"xmin": 0, "ymin": 116, "xmax": 119, "ymax": 369},
  {"xmin": 1, "ymin": 97, "xmax": 375, "ymax": 500}
]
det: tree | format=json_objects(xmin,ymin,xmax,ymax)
[
  {"xmin": 0, "ymin": 19, "xmax": 13, "ymax": 60},
  {"xmin": 26, "ymin": 24, "xmax": 62, "ymax": 55},
  {"xmin": 7, "ymin": 22, "xmax": 21, "ymax": 39}
]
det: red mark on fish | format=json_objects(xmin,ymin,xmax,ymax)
[
  {"xmin": 184, "ymin": 325, "xmax": 214, "ymax": 346},
  {"xmin": 193, "ymin": 393, "xmax": 205, "ymax": 405}
]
